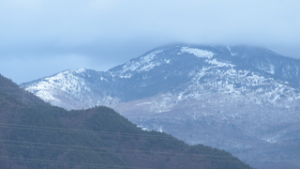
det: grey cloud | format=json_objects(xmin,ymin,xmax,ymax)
[{"xmin": 0, "ymin": 0, "xmax": 299, "ymax": 83}]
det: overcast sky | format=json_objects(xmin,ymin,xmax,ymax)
[{"xmin": 0, "ymin": 0, "xmax": 299, "ymax": 84}]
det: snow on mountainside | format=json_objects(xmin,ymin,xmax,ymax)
[
  {"xmin": 22, "ymin": 69, "xmax": 118, "ymax": 109},
  {"xmin": 20, "ymin": 44, "xmax": 300, "ymax": 166},
  {"xmin": 25, "ymin": 69, "xmax": 89, "ymax": 102},
  {"xmin": 21, "ymin": 44, "xmax": 300, "ymax": 106}
]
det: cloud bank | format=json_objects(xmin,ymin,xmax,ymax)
[{"xmin": 0, "ymin": 0, "xmax": 299, "ymax": 83}]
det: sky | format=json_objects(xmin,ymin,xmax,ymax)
[{"xmin": 0, "ymin": 0, "xmax": 300, "ymax": 84}]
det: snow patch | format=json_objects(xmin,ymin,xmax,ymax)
[
  {"xmin": 164, "ymin": 59, "xmax": 171, "ymax": 64},
  {"xmin": 100, "ymin": 77, "xmax": 107, "ymax": 81},
  {"xmin": 137, "ymin": 126, "xmax": 150, "ymax": 131},
  {"xmin": 74, "ymin": 68, "xmax": 86, "ymax": 74},
  {"xmin": 262, "ymin": 136, "xmax": 278, "ymax": 143},
  {"xmin": 178, "ymin": 92, "xmax": 185, "ymax": 100},
  {"xmin": 268, "ymin": 64, "xmax": 275, "ymax": 74},
  {"xmin": 35, "ymin": 90, "xmax": 58, "ymax": 102},
  {"xmin": 120, "ymin": 50, "xmax": 163, "ymax": 73},
  {"xmin": 180, "ymin": 47, "xmax": 214, "ymax": 59},
  {"xmin": 139, "ymin": 62, "xmax": 161, "ymax": 72},
  {"xmin": 142, "ymin": 50, "xmax": 162, "ymax": 63},
  {"xmin": 135, "ymin": 102, "xmax": 152, "ymax": 106},
  {"xmin": 120, "ymin": 74, "xmax": 132, "ymax": 79},
  {"xmin": 206, "ymin": 59, "xmax": 235, "ymax": 67},
  {"xmin": 227, "ymin": 46, "xmax": 237, "ymax": 56},
  {"xmin": 158, "ymin": 127, "xmax": 163, "ymax": 133}
]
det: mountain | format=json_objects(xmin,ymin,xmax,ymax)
[
  {"xmin": 0, "ymin": 73, "xmax": 252, "ymax": 169},
  {"xmin": 0, "ymin": 74, "xmax": 47, "ymax": 107},
  {"xmin": 20, "ymin": 44, "xmax": 300, "ymax": 167}
]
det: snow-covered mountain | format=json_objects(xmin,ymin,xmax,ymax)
[{"xmin": 20, "ymin": 44, "xmax": 300, "ymax": 166}]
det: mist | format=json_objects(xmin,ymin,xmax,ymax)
[{"xmin": 0, "ymin": 0, "xmax": 299, "ymax": 83}]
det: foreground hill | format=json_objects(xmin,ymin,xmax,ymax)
[
  {"xmin": 20, "ymin": 44, "xmax": 300, "ymax": 166},
  {"xmin": 0, "ymin": 73, "xmax": 252, "ymax": 169}
]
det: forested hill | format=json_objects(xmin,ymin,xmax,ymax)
[
  {"xmin": 0, "ymin": 74, "xmax": 46, "ymax": 107},
  {"xmin": 0, "ymin": 74, "xmax": 252, "ymax": 169}
]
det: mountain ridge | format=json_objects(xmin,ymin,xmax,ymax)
[
  {"xmin": 20, "ymin": 44, "xmax": 300, "ymax": 167},
  {"xmin": 0, "ymin": 73, "xmax": 252, "ymax": 169},
  {"xmin": 20, "ymin": 44, "xmax": 300, "ymax": 108}
]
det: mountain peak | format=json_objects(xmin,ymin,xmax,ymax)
[
  {"xmin": 18, "ymin": 44, "xmax": 300, "ymax": 167},
  {"xmin": 21, "ymin": 44, "xmax": 300, "ymax": 107}
]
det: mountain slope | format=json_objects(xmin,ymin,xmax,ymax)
[
  {"xmin": 0, "ymin": 74, "xmax": 252, "ymax": 169},
  {"xmin": 20, "ymin": 44, "xmax": 300, "ymax": 166},
  {"xmin": 21, "ymin": 45, "xmax": 300, "ymax": 108},
  {"xmin": 0, "ymin": 74, "xmax": 47, "ymax": 107}
]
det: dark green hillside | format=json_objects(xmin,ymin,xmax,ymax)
[
  {"xmin": 0, "ymin": 74, "xmax": 46, "ymax": 107},
  {"xmin": 0, "ymin": 74, "xmax": 253, "ymax": 169}
]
